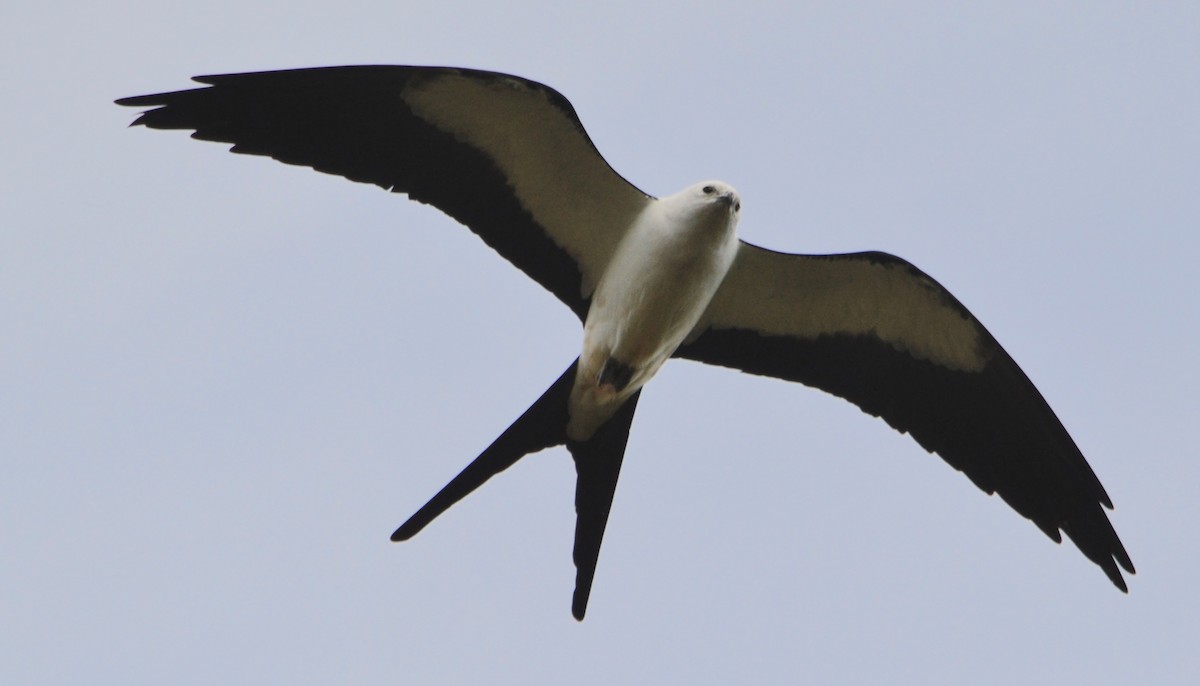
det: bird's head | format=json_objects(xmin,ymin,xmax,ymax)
[
  {"xmin": 660, "ymin": 181, "xmax": 741, "ymax": 233},
  {"xmin": 694, "ymin": 181, "xmax": 741, "ymax": 213}
]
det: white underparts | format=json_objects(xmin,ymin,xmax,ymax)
[{"xmin": 567, "ymin": 182, "xmax": 741, "ymax": 441}]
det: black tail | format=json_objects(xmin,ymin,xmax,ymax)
[
  {"xmin": 391, "ymin": 358, "xmax": 642, "ymax": 621},
  {"xmin": 567, "ymin": 388, "xmax": 640, "ymax": 620}
]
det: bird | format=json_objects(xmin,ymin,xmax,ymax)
[{"xmin": 117, "ymin": 65, "xmax": 1133, "ymax": 620}]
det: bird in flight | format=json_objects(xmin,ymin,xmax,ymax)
[{"xmin": 118, "ymin": 65, "xmax": 1132, "ymax": 619}]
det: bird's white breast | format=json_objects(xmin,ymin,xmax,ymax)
[{"xmin": 567, "ymin": 184, "xmax": 740, "ymax": 440}]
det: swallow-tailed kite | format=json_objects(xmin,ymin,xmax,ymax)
[{"xmin": 118, "ymin": 65, "xmax": 1133, "ymax": 619}]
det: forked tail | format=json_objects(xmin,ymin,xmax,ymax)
[
  {"xmin": 567, "ymin": 388, "xmax": 640, "ymax": 619},
  {"xmin": 391, "ymin": 358, "xmax": 642, "ymax": 620}
]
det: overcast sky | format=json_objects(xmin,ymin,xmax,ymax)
[{"xmin": 4, "ymin": 2, "xmax": 1198, "ymax": 684}]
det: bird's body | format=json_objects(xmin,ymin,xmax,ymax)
[
  {"xmin": 117, "ymin": 65, "xmax": 1133, "ymax": 620},
  {"xmin": 571, "ymin": 182, "xmax": 741, "ymax": 440}
]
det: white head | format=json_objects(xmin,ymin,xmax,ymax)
[
  {"xmin": 693, "ymin": 180, "xmax": 740, "ymax": 212},
  {"xmin": 660, "ymin": 180, "xmax": 741, "ymax": 229}
]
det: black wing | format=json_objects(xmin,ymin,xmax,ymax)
[
  {"xmin": 117, "ymin": 66, "xmax": 652, "ymax": 319},
  {"xmin": 678, "ymin": 243, "xmax": 1134, "ymax": 589}
]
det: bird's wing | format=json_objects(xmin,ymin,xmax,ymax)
[
  {"xmin": 117, "ymin": 66, "xmax": 653, "ymax": 319},
  {"xmin": 677, "ymin": 242, "xmax": 1134, "ymax": 589}
]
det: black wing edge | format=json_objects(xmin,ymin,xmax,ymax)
[
  {"xmin": 116, "ymin": 66, "xmax": 599, "ymax": 318},
  {"xmin": 676, "ymin": 327, "xmax": 1135, "ymax": 591}
]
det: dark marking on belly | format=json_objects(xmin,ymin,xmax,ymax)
[{"xmin": 597, "ymin": 357, "xmax": 635, "ymax": 392}]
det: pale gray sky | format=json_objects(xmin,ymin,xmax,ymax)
[{"xmin": 4, "ymin": 2, "xmax": 1198, "ymax": 684}]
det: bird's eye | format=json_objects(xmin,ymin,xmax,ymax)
[
  {"xmin": 702, "ymin": 185, "xmax": 715, "ymax": 194},
  {"xmin": 734, "ymin": 202, "xmax": 741, "ymax": 212}
]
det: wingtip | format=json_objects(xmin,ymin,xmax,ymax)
[
  {"xmin": 114, "ymin": 93, "xmax": 163, "ymax": 108},
  {"xmin": 113, "ymin": 96, "xmax": 153, "ymax": 129},
  {"xmin": 1103, "ymin": 556, "xmax": 1133, "ymax": 593},
  {"xmin": 1120, "ymin": 555, "xmax": 1136, "ymax": 575},
  {"xmin": 1112, "ymin": 574, "xmax": 1129, "ymax": 594}
]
